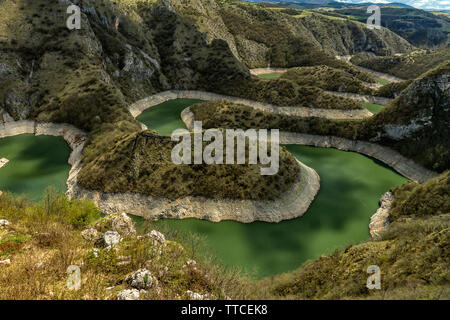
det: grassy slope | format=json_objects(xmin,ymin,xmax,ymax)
[
  {"xmin": 1, "ymin": 175, "xmax": 447, "ymax": 300},
  {"xmin": 353, "ymin": 48, "xmax": 450, "ymax": 80},
  {"xmin": 79, "ymin": 130, "xmax": 300, "ymax": 200},
  {"xmin": 280, "ymin": 65, "xmax": 374, "ymax": 95},
  {"xmin": 0, "ymin": 190, "xmax": 252, "ymax": 299},
  {"xmin": 191, "ymin": 61, "xmax": 450, "ymax": 173},
  {"xmin": 184, "ymin": 1, "xmax": 413, "ymax": 66},
  {"xmin": 375, "ymin": 80, "xmax": 413, "ymax": 98},
  {"xmin": 267, "ymin": 172, "xmax": 449, "ymax": 300}
]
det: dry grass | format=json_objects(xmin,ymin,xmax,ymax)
[{"xmin": 0, "ymin": 190, "xmax": 253, "ymax": 300}]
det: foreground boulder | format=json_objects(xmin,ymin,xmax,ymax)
[
  {"xmin": 369, "ymin": 192, "xmax": 394, "ymax": 239},
  {"xmin": 95, "ymin": 231, "xmax": 121, "ymax": 250},
  {"xmin": 186, "ymin": 290, "xmax": 215, "ymax": 300},
  {"xmin": 117, "ymin": 289, "xmax": 140, "ymax": 301},
  {"xmin": 125, "ymin": 269, "xmax": 157, "ymax": 290},
  {"xmin": 81, "ymin": 227, "xmax": 100, "ymax": 242},
  {"xmin": 111, "ymin": 213, "xmax": 136, "ymax": 237},
  {"xmin": 146, "ymin": 230, "xmax": 166, "ymax": 245},
  {"xmin": 96, "ymin": 213, "xmax": 136, "ymax": 237}
]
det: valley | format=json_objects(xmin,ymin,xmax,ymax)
[{"xmin": 0, "ymin": 0, "xmax": 448, "ymax": 301}]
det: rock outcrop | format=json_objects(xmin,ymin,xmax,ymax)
[
  {"xmin": 117, "ymin": 289, "xmax": 140, "ymax": 301},
  {"xmin": 81, "ymin": 227, "xmax": 101, "ymax": 243},
  {"xmin": 96, "ymin": 231, "xmax": 121, "ymax": 250},
  {"xmin": 369, "ymin": 192, "xmax": 394, "ymax": 240},
  {"xmin": 0, "ymin": 158, "xmax": 8, "ymax": 169},
  {"xmin": 250, "ymin": 68, "xmax": 288, "ymax": 76},
  {"xmin": 125, "ymin": 269, "xmax": 157, "ymax": 290}
]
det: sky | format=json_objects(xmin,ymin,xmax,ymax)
[{"xmin": 334, "ymin": 0, "xmax": 450, "ymax": 10}]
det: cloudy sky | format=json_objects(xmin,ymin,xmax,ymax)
[{"xmin": 335, "ymin": 0, "xmax": 450, "ymax": 10}]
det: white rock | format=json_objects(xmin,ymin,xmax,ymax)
[
  {"xmin": 117, "ymin": 289, "xmax": 140, "ymax": 300},
  {"xmin": 0, "ymin": 259, "xmax": 11, "ymax": 265},
  {"xmin": 117, "ymin": 255, "xmax": 131, "ymax": 266},
  {"xmin": 125, "ymin": 269, "xmax": 156, "ymax": 290},
  {"xmin": 111, "ymin": 213, "xmax": 136, "ymax": 237},
  {"xmin": 81, "ymin": 227, "xmax": 100, "ymax": 242},
  {"xmin": 186, "ymin": 290, "xmax": 215, "ymax": 300},
  {"xmin": 185, "ymin": 259, "xmax": 197, "ymax": 267},
  {"xmin": 0, "ymin": 158, "xmax": 9, "ymax": 169},
  {"xmin": 147, "ymin": 230, "xmax": 166, "ymax": 244},
  {"xmin": 97, "ymin": 212, "xmax": 136, "ymax": 237},
  {"xmin": 97, "ymin": 231, "xmax": 121, "ymax": 250},
  {"xmin": 0, "ymin": 219, "xmax": 10, "ymax": 227}
]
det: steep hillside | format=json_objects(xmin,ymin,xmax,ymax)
[
  {"xmin": 352, "ymin": 48, "xmax": 450, "ymax": 79},
  {"xmin": 335, "ymin": 6, "xmax": 450, "ymax": 47},
  {"xmin": 269, "ymin": 171, "xmax": 450, "ymax": 300},
  {"xmin": 0, "ymin": 190, "xmax": 252, "ymax": 300},
  {"xmin": 0, "ymin": 0, "xmax": 302, "ymax": 200},
  {"xmin": 355, "ymin": 61, "xmax": 450, "ymax": 172},
  {"xmin": 172, "ymin": 1, "xmax": 413, "ymax": 68},
  {"xmin": 191, "ymin": 61, "xmax": 450, "ymax": 173},
  {"xmin": 1, "ymin": 173, "xmax": 447, "ymax": 300},
  {"xmin": 280, "ymin": 65, "xmax": 374, "ymax": 95}
]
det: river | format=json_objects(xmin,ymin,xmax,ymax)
[{"xmin": 0, "ymin": 99, "xmax": 406, "ymax": 278}]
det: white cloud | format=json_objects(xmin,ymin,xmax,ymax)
[{"xmin": 329, "ymin": 0, "xmax": 450, "ymax": 10}]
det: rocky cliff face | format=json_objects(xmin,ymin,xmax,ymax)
[
  {"xmin": 360, "ymin": 61, "xmax": 450, "ymax": 172},
  {"xmin": 0, "ymin": 0, "xmax": 250, "ymax": 128},
  {"xmin": 171, "ymin": 1, "xmax": 414, "ymax": 68}
]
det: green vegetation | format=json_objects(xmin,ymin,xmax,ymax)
[
  {"xmin": 353, "ymin": 48, "xmax": 450, "ymax": 79},
  {"xmin": 151, "ymin": 144, "xmax": 407, "ymax": 278},
  {"xmin": 213, "ymin": 1, "xmax": 412, "ymax": 66},
  {"xmin": 1, "ymin": 171, "xmax": 445, "ymax": 299},
  {"xmin": 79, "ymin": 127, "xmax": 300, "ymax": 200},
  {"xmin": 375, "ymin": 80, "xmax": 413, "ymax": 98},
  {"xmin": 0, "ymin": 0, "xmax": 366, "ymax": 201},
  {"xmin": 130, "ymin": 97, "xmax": 408, "ymax": 277},
  {"xmin": 389, "ymin": 171, "xmax": 450, "ymax": 222},
  {"xmin": 0, "ymin": 0, "xmax": 307, "ymax": 201},
  {"xmin": 375, "ymin": 77, "xmax": 391, "ymax": 86},
  {"xmin": 257, "ymin": 73, "xmax": 282, "ymax": 80},
  {"xmin": 192, "ymin": 61, "xmax": 450, "ymax": 173},
  {"xmin": 224, "ymin": 77, "xmax": 364, "ymax": 110},
  {"xmin": 335, "ymin": 6, "xmax": 450, "ymax": 47},
  {"xmin": 0, "ymin": 190, "xmax": 251, "ymax": 299},
  {"xmin": 269, "ymin": 172, "xmax": 450, "ymax": 300},
  {"xmin": 362, "ymin": 103, "xmax": 384, "ymax": 114},
  {"xmin": 280, "ymin": 65, "xmax": 374, "ymax": 95}
]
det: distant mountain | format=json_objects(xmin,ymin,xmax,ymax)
[
  {"xmin": 248, "ymin": 0, "xmax": 450, "ymax": 10},
  {"xmin": 334, "ymin": 5, "xmax": 450, "ymax": 47}
]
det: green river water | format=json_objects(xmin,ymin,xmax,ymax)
[
  {"xmin": 136, "ymin": 99, "xmax": 407, "ymax": 278},
  {"xmin": 0, "ymin": 99, "xmax": 406, "ymax": 278},
  {"xmin": 0, "ymin": 134, "xmax": 71, "ymax": 201}
]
